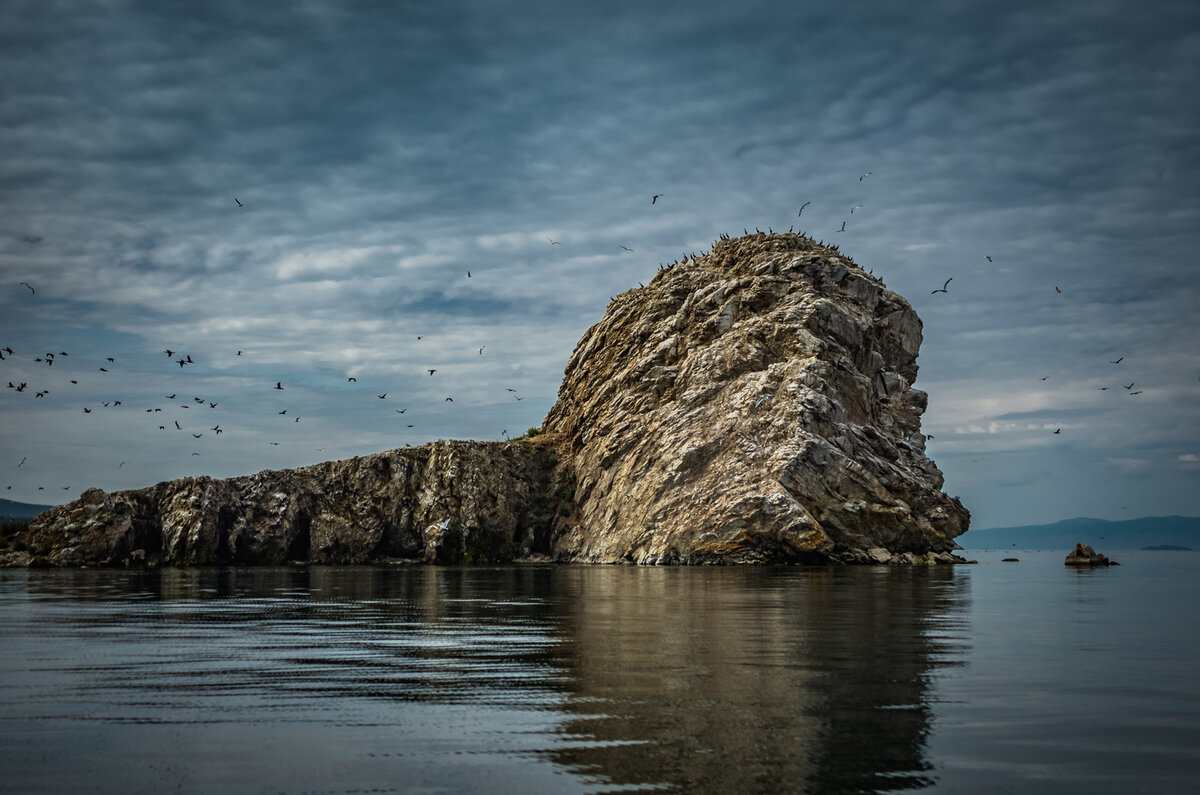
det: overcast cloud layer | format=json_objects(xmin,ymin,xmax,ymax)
[{"xmin": 2, "ymin": 0, "xmax": 1198, "ymax": 529}]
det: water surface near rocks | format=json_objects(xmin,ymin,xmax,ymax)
[{"xmin": 1, "ymin": 552, "xmax": 1197, "ymax": 793}]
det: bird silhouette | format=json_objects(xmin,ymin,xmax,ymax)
[
  {"xmin": 851, "ymin": 204, "xmax": 863, "ymax": 214},
  {"xmin": 377, "ymin": 394, "xmax": 387, "ymax": 399},
  {"xmin": 652, "ymin": 194, "xmax": 663, "ymax": 204},
  {"xmin": 985, "ymin": 256, "xmax": 992, "ymax": 262},
  {"xmin": 798, "ymin": 201, "xmax": 811, "ymax": 216},
  {"xmin": 547, "ymin": 237, "xmax": 560, "ymax": 245},
  {"xmin": 836, "ymin": 221, "xmax": 846, "ymax": 233},
  {"xmin": 1055, "ymin": 286, "xmax": 1062, "ymax": 293},
  {"xmin": 445, "ymin": 397, "xmax": 453, "ymax": 402},
  {"xmin": 931, "ymin": 277, "xmax": 953, "ymax": 294},
  {"xmin": 620, "ymin": 245, "xmax": 634, "ymax": 252},
  {"xmin": 19, "ymin": 282, "xmax": 34, "ymax": 294},
  {"xmin": 1111, "ymin": 358, "xmax": 1123, "ymax": 364},
  {"xmin": 275, "ymin": 382, "xmax": 283, "ymax": 390},
  {"xmin": 1053, "ymin": 429, "xmax": 1061, "ymax": 434},
  {"xmin": 467, "ymin": 270, "xmax": 471, "ymax": 278},
  {"xmin": 860, "ymin": 171, "xmax": 871, "ymax": 181},
  {"xmin": 348, "ymin": 377, "xmax": 357, "ymax": 382},
  {"xmin": 235, "ymin": 197, "xmax": 243, "ymax": 207},
  {"xmin": 428, "ymin": 369, "xmax": 436, "ymax": 376},
  {"xmin": 1124, "ymin": 382, "xmax": 1134, "ymax": 390},
  {"xmin": 174, "ymin": 421, "xmax": 181, "ymax": 429},
  {"xmin": 479, "ymin": 346, "xmax": 485, "ymax": 355}
]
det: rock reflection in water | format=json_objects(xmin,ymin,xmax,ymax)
[
  {"xmin": 0, "ymin": 565, "xmax": 969, "ymax": 794},
  {"xmin": 546, "ymin": 566, "xmax": 969, "ymax": 793}
]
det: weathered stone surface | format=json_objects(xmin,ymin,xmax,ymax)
[
  {"xmin": 9, "ymin": 440, "xmax": 566, "ymax": 567},
  {"xmin": 543, "ymin": 232, "xmax": 969, "ymax": 564},
  {"xmin": 1064, "ymin": 543, "xmax": 1115, "ymax": 566},
  {"xmin": 4, "ymin": 232, "xmax": 969, "ymax": 567}
]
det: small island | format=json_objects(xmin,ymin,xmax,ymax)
[{"xmin": 2, "ymin": 232, "xmax": 969, "ymax": 568}]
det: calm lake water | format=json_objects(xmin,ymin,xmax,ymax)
[{"xmin": 1, "ymin": 550, "xmax": 1197, "ymax": 794}]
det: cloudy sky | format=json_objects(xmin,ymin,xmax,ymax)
[{"xmin": 2, "ymin": 0, "xmax": 1198, "ymax": 530}]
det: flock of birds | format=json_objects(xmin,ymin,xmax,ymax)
[{"xmin": 2, "ymin": 310, "xmax": 529, "ymax": 495}]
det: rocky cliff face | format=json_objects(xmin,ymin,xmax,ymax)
[
  {"xmin": 2, "ymin": 232, "xmax": 968, "ymax": 567},
  {"xmin": 543, "ymin": 232, "xmax": 968, "ymax": 564},
  {"xmin": 5, "ymin": 440, "xmax": 567, "ymax": 568}
]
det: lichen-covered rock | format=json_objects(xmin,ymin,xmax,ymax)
[
  {"xmin": 543, "ymin": 232, "xmax": 969, "ymax": 563},
  {"xmin": 5, "ymin": 231, "xmax": 969, "ymax": 567}
]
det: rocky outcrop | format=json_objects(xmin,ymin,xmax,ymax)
[
  {"xmin": 5, "ymin": 440, "xmax": 567, "ymax": 568},
  {"xmin": 1065, "ymin": 543, "xmax": 1116, "ymax": 566},
  {"xmin": 2, "ymin": 231, "xmax": 969, "ymax": 567},
  {"xmin": 543, "ymin": 232, "xmax": 968, "ymax": 564}
]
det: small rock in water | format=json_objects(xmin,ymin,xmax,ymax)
[{"xmin": 1064, "ymin": 542, "xmax": 1116, "ymax": 566}]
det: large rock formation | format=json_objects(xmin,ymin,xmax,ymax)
[
  {"xmin": 2, "ymin": 232, "xmax": 968, "ymax": 567},
  {"xmin": 544, "ymin": 232, "xmax": 967, "ymax": 564}
]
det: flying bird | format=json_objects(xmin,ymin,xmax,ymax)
[
  {"xmin": 1055, "ymin": 286, "xmax": 1061, "ymax": 293},
  {"xmin": 931, "ymin": 277, "xmax": 953, "ymax": 294},
  {"xmin": 850, "ymin": 204, "xmax": 863, "ymax": 214},
  {"xmin": 798, "ymin": 201, "xmax": 811, "ymax": 216},
  {"xmin": 428, "ymin": 369, "xmax": 436, "ymax": 376},
  {"xmin": 164, "ymin": 349, "xmax": 173, "ymax": 357},
  {"xmin": 478, "ymin": 346, "xmax": 485, "ymax": 355},
  {"xmin": 652, "ymin": 194, "xmax": 663, "ymax": 204},
  {"xmin": 1124, "ymin": 382, "xmax": 1135, "ymax": 390},
  {"xmin": 19, "ymin": 282, "xmax": 34, "ymax": 294},
  {"xmin": 547, "ymin": 237, "xmax": 560, "ymax": 245},
  {"xmin": 860, "ymin": 171, "xmax": 872, "ymax": 181},
  {"xmin": 174, "ymin": 421, "xmax": 181, "ymax": 430},
  {"xmin": 1111, "ymin": 358, "xmax": 1123, "ymax": 364},
  {"xmin": 377, "ymin": 394, "xmax": 387, "ymax": 399},
  {"xmin": 1053, "ymin": 429, "xmax": 1061, "ymax": 434},
  {"xmin": 467, "ymin": 270, "xmax": 471, "ymax": 278},
  {"xmin": 17, "ymin": 457, "xmax": 25, "ymax": 468},
  {"xmin": 619, "ymin": 245, "xmax": 634, "ymax": 252},
  {"xmin": 192, "ymin": 433, "xmax": 203, "ymax": 438},
  {"xmin": 985, "ymin": 256, "xmax": 992, "ymax": 262},
  {"xmin": 275, "ymin": 382, "xmax": 283, "ymax": 390},
  {"xmin": 445, "ymin": 397, "xmax": 454, "ymax": 402},
  {"xmin": 235, "ymin": 197, "xmax": 243, "ymax": 207},
  {"xmin": 836, "ymin": 221, "xmax": 846, "ymax": 233},
  {"xmin": 348, "ymin": 377, "xmax": 357, "ymax": 382},
  {"xmin": 1130, "ymin": 391, "xmax": 1143, "ymax": 395}
]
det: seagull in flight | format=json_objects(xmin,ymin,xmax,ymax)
[
  {"xmin": 377, "ymin": 393, "xmax": 387, "ymax": 399},
  {"xmin": 19, "ymin": 282, "xmax": 34, "ymax": 294},
  {"xmin": 275, "ymin": 382, "xmax": 283, "ymax": 390},
  {"xmin": 985, "ymin": 256, "xmax": 992, "ymax": 262},
  {"xmin": 1124, "ymin": 382, "xmax": 1135, "ymax": 390},
  {"xmin": 652, "ymin": 194, "xmax": 663, "ymax": 204},
  {"xmin": 619, "ymin": 245, "xmax": 634, "ymax": 252},
  {"xmin": 428, "ymin": 369, "xmax": 436, "ymax": 376},
  {"xmin": 850, "ymin": 204, "xmax": 863, "ymax": 214},
  {"xmin": 798, "ymin": 201, "xmax": 811, "ymax": 217},
  {"xmin": 860, "ymin": 171, "xmax": 872, "ymax": 181},
  {"xmin": 1111, "ymin": 358, "xmax": 1123, "ymax": 364},
  {"xmin": 931, "ymin": 277, "xmax": 952, "ymax": 294},
  {"xmin": 836, "ymin": 221, "xmax": 846, "ymax": 233},
  {"xmin": 547, "ymin": 237, "xmax": 560, "ymax": 245},
  {"xmin": 235, "ymin": 197, "xmax": 243, "ymax": 207}
]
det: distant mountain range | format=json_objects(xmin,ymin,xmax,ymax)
[
  {"xmin": 0, "ymin": 498, "xmax": 58, "ymax": 522},
  {"xmin": 959, "ymin": 515, "xmax": 1199, "ymax": 550}
]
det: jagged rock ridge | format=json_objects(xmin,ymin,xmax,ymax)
[{"xmin": 3, "ymin": 232, "xmax": 968, "ymax": 567}]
